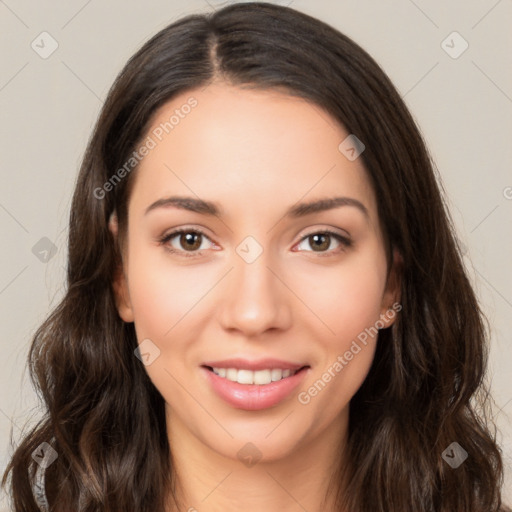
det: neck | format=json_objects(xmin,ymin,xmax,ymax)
[{"xmin": 164, "ymin": 408, "xmax": 350, "ymax": 512}]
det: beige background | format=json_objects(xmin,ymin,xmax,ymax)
[{"xmin": 1, "ymin": 0, "xmax": 511, "ymax": 509}]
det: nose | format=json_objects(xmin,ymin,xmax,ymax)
[{"xmin": 218, "ymin": 252, "xmax": 292, "ymax": 337}]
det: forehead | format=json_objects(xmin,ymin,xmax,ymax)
[{"xmin": 128, "ymin": 83, "xmax": 377, "ymax": 223}]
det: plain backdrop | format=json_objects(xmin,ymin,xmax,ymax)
[{"xmin": 1, "ymin": 0, "xmax": 511, "ymax": 509}]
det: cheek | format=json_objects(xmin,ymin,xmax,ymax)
[
  {"xmin": 124, "ymin": 246, "xmax": 210, "ymax": 405},
  {"xmin": 126, "ymin": 245, "xmax": 215, "ymax": 339},
  {"xmin": 293, "ymin": 248, "xmax": 387, "ymax": 409},
  {"xmin": 127, "ymin": 237, "xmax": 388, "ymax": 351},
  {"xmin": 294, "ymin": 249, "xmax": 387, "ymax": 342}
]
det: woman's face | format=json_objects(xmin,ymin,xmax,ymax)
[{"xmin": 111, "ymin": 83, "xmax": 400, "ymax": 463}]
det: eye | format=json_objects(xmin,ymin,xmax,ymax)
[
  {"xmin": 158, "ymin": 228, "xmax": 215, "ymax": 258},
  {"xmin": 295, "ymin": 229, "xmax": 352, "ymax": 256},
  {"xmin": 158, "ymin": 227, "xmax": 352, "ymax": 259}
]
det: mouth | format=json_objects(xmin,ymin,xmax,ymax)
[
  {"xmin": 200, "ymin": 360, "xmax": 311, "ymax": 411},
  {"xmin": 202, "ymin": 365, "xmax": 308, "ymax": 385}
]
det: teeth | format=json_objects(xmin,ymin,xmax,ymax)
[{"xmin": 211, "ymin": 367, "xmax": 298, "ymax": 385}]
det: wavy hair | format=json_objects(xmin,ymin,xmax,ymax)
[{"xmin": 2, "ymin": 2, "xmax": 510, "ymax": 511}]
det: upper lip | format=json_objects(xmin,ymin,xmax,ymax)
[{"xmin": 202, "ymin": 358, "xmax": 308, "ymax": 371}]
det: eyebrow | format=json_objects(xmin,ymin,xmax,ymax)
[{"xmin": 144, "ymin": 195, "xmax": 369, "ymax": 219}]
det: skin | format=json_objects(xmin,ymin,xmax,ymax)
[{"xmin": 110, "ymin": 82, "xmax": 401, "ymax": 512}]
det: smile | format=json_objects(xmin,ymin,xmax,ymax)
[
  {"xmin": 208, "ymin": 367, "xmax": 301, "ymax": 385},
  {"xmin": 200, "ymin": 360, "xmax": 311, "ymax": 411}
]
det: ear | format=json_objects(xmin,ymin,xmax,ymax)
[
  {"xmin": 109, "ymin": 212, "xmax": 135, "ymax": 323},
  {"xmin": 378, "ymin": 248, "xmax": 402, "ymax": 329}
]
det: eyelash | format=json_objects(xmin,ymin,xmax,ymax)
[{"xmin": 158, "ymin": 227, "xmax": 352, "ymax": 259}]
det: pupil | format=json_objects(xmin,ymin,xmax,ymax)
[
  {"xmin": 311, "ymin": 234, "xmax": 329, "ymax": 251},
  {"xmin": 179, "ymin": 233, "xmax": 331, "ymax": 252},
  {"xmin": 183, "ymin": 233, "xmax": 201, "ymax": 250}
]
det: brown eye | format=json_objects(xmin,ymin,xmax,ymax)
[
  {"xmin": 296, "ymin": 230, "xmax": 352, "ymax": 255},
  {"xmin": 308, "ymin": 233, "xmax": 331, "ymax": 252},
  {"xmin": 178, "ymin": 232, "xmax": 202, "ymax": 251},
  {"xmin": 159, "ymin": 229, "xmax": 214, "ymax": 257}
]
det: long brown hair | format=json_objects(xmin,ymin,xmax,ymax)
[{"xmin": 2, "ymin": 3, "xmax": 510, "ymax": 511}]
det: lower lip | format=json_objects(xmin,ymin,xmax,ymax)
[{"xmin": 200, "ymin": 366, "xmax": 310, "ymax": 411}]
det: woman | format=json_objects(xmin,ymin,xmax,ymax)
[{"xmin": 2, "ymin": 2, "xmax": 510, "ymax": 511}]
